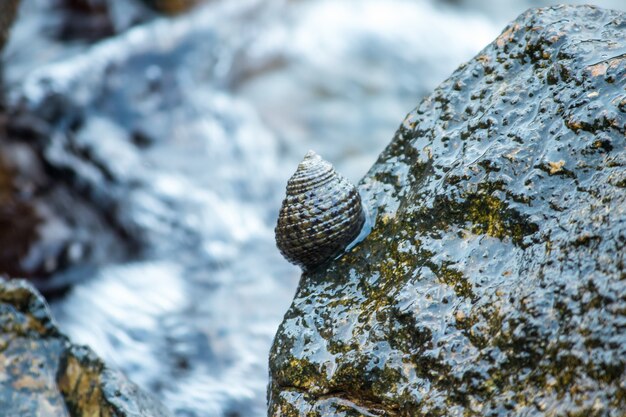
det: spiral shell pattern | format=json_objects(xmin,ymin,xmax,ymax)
[{"xmin": 275, "ymin": 151, "xmax": 365, "ymax": 270}]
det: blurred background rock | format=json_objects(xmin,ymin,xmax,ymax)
[
  {"xmin": 0, "ymin": 0, "xmax": 20, "ymax": 52},
  {"xmin": 0, "ymin": 0, "xmax": 623, "ymax": 416}
]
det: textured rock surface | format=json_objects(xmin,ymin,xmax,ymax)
[
  {"xmin": 0, "ymin": 279, "xmax": 172, "ymax": 416},
  {"xmin": 269, "ymin": 5, "xmax": 626, "ymax": 417}
]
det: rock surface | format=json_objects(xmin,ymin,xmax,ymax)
[
  {"xmin": 141, "ymin": 0, "xmax": 202, "ymax": 15},
  {"xmin": 269, "ymin": 5, "xmax": 626, "ymax": 417},
  {"xmin": 0, "ymin": 123, "xmax": 138, "ymax": 293},
  {"xmin": 0, "ymin": 0, "xmax": 20, "ymax": 53},
  {"xmin": 0, "ymin": 278, "xmax": 172, "ymax": 416}
]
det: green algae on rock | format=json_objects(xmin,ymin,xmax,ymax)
[
  {"xmin": 0, "ymin": 279, "xmax": 172, "ymax": 417},
  {"xmin": 268, "ymin": 5, "xmax": 626, "ymax": 417}
]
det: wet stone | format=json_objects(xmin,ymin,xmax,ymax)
[
  {"xmin": 141, "ymin": 0, "xmax": 203, "ymax": 15},
  {"xmin": 0, "ymin": 0, "xmax": 20, "ymax": 53},
  {"xmin": 0, "ymin": 278, "xmax": 172, "ymax": 417},
  {"xmin": 48, "ymin": 0, "xmax": 116, "ymax": 42},
  {"xmin": 268, "ymin": 5, "xmax": 626, "ymax": 417},
  {"xmin": 0, "ymin": 126, "xmax": 138, "ymax": 294}
]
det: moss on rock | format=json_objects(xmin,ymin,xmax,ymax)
[
  {"xmin": 0, "ymin": 279, "xmax": 172, "ymax": 416},
  {"xmin": 269, "ymin": 5, "xmax": 626, "ymax": 417}
]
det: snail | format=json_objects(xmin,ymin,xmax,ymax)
[{"xmin": 275, "ymin": 151, "xmax": 365, "ymax": 270}]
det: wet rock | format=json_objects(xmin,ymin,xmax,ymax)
[
  {"xmin": 0, "ymin": 278, "xmax": 172, "ymax": 416},
  {"xmin": 2, "ymin": 1, "xmax": 286, "ymax": 294},
  {"xmin": 14, "ymin": 0, "xmax": 154, "ymax": 45},
  {"xmin": 0, "ymin": 0, "xmax": 21, "ymax": 53},
  {"xmin": 141, "ymin": 0, "xmax": 203, "ymax": 15},
  {"xmin": 48, "ymin": 0, "xmax": 116, "ymax": 41},
  {"xmin": 269, "ymin": 5, "xmax": 626, "ymax": 417},
  {"xmin": 0, "ymin": 0, "xmax": 144, "ymax": 297},
  {"xmin": 0, "ymin": 121, "xmax": 138, "ymax": 293}
]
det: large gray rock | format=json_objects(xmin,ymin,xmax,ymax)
[
  {"xmin": 269, "ymin": 5, "xmax": 626, "ymax": 417},
  {"xmin": 0, "ymin": 279, "xmax": 173, "ymax": 416}
]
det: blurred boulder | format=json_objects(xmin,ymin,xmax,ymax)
[
  {"xmin": 0, "ymin": 278, "xmax": 173, "ymax": 416},
  {"xmin": 49, "ymin": 0, "xmax": 115, "ymax": 41},
  {"xmin": 269, "ymin": 5, "xmax": 626, "ymax": 416},
  {"xmin": 0, "ymin": 0, "xmax": 20, "ymax": 52},
  {"xmin": 141, "ymin": 0, "xmax": 203, "ymax": 15},
  {"xmin": 45, "ymin": 0, "xmax": 158, "ymax": 42},
  {"xmin": 0, "ymin": 111, "xmax": 139, "ymax": 294}
]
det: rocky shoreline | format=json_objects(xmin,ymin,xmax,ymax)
[
  {"xmin": 0, "ymin": 279, "xmax": 172, "ymax": 416},
  {"xmin": 1, "ymin": 3, "xmax": 624, "ymax": 417}
]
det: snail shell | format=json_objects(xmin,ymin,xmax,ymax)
[{"xmin": 275, "ymin": 151, "xmax": 365, "ymax": 270}]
